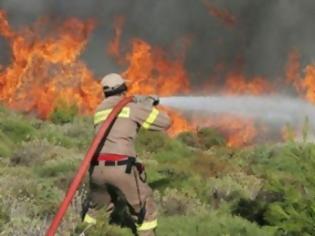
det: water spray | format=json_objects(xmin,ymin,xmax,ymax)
[{"xmin": 160, "ymin": 95, "xmax": 315, "ymax": 127}]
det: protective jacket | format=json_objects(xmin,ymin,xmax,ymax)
[{"xmin": 94, "ymin": 95, "xmax": 171, "ymax": 157}]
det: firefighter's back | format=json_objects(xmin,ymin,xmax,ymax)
[{"xmin": 94, "ymin": 95, "xmax": 171, "ymax": 157}]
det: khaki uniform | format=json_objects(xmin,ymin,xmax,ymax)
[{"xmin": 84, "ymin": 95, "xmax": 171, "ymax": 236}]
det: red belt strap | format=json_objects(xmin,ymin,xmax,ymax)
[{"xmin": 97, "ymin": 153, "xmax": 128, "ymax": 161}]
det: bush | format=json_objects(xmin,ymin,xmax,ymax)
[
  {"xmin": 10, "ymin": 139, "xmax": 60, "ymax": 166},
  {"xmin": 136, "ymin": 130, "xmax": 170, "ymax": 153},
  {"xmin": 176, "ymin": 131, "xmax": 199, "ymax": 148},
  {"xmin": 50, "ymin": 101, "xmax": 78, "ymax": 124},
  {"xmin": 157, "ymin": 188, "xmax": 208, "ymax": 216},
  {"xmin": 0, "ymin": 118, "xmax": 35, "ymax": 143},
  {"xmin": 231, "ymin": 143, "xmax": 315, "ymax": 235},
  {"xmin": 176, "ymin": 128, "xmax": 226, "ymax": 150},
  {"xmin": 0, "ymin": 131, "xmax": 13, "ymax": 157},
  {"xmin": 197, "ymin": 127, "xmax": 226, "ymax": 149},
  {"xmin": 34, "ymin": 159, "xmax": 77, "ymax": 178},
  {"xmin": 0, "ymin": 200, "xmax": 10, "ymax": 232},
  {"xmin": 157, "ymin": 212, "xmax": 275, "ymax": 236},
  {"xmin": 62, "ymin": 116, "xmax": 94, "ymax": 149}
]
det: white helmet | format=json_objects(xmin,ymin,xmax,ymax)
[{"xmin": 101, "ymin": 73, "xmax": 126, "ymax": 94}]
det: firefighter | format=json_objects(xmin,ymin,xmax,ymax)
[{"xmin": 81, "ymin": 73, "xmax": 171, "ymax": 236}]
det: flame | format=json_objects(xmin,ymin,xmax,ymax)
[
  {"xmin": 282, "ymin": 123, "xmax": 296, "ymax": 142},
  {"xmin": 162, "ymin": 108, "xmax": 193, "ymax": 136},
  {"xmin": 222, "ymin": 116, "xmax": 256, "ymax": 147},
  {"xmin": 107, "ymin": 16, "xmax": 125, "ymax": 63},
  {"xmin": 285, "ymin": 49, "xmax": 303, "ymax": 93},
  {"xmin": 190, "ymin": 114, "xmax": 256, "ymax": 147},
  {"xmin": 0, "ymin": 11, "xmax": 102, "ymax": 118},
  {"xmin": 204, "ymin": 1, "xmax": 237, "ymax": 27},
  {"xmin": 302, "ymin": 65, "xmax": 315, "ymax": 103},
  {"xmin": 120, "ymin": 38, "xmax": 194, "ymax": 138},
  {"xmin": 123, "ymin": 39, "xmax": 190, "ymax": 96},
  {"xmin": 285, "ymin": 50, "xmax": 315, "ymax": 104},
  {"xmin": 224, "ymin": 72, "xmax": 272, "ymax": 95}
]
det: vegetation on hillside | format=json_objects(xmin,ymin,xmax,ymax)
[{"xmin": 0, "ymin": 106, "xmax": 314, "ymax": 235}]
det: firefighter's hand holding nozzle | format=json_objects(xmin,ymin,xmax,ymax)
[
  {"xmin": 134, "ymin": 95, "xmax": 160, "ymax": 106},
  {"xmin": 148, "ymin": 95, "xmax": 159, "ymax": 106}
]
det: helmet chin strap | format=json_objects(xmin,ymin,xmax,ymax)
[{"xmin": 104, "ymin": 83, "xmax": 127, "ymax": 97}]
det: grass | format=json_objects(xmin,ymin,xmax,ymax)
[{"xmin": 0, "ymin": 105, "xmax": 315, "ymax": 235}]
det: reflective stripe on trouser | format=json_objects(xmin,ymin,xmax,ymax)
[
  {"xmin": 83, "ymin": 214, "xmax": 97, "ymax": 224},
  {"xmin": 137, "ymin": 219, "xmax": 157, "ymax": 231},
  {"xmin": 88, "ymin": 165, "xmax": 158, "ymax": 233}
]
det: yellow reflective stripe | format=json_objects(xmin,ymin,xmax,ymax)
[
  {"xmin": 118, "ymin": 107, "xmax": 130, "ymax": 118},
  {"xmin": 94, "ymin": 109, "xmax": 112, "ymax": 125},
  {"xmin": 142, "ymin": 108, "xmax": 159, "ymax": 129},
  {"xmin": 94, "ymin": 107, "xmax": 130, "ymax": 125},
  {"xmin": 83, "ymin": 214, "xmax": 97, "ymax": 225},
  {"xmin": 137, "ymin": 219, "xmax": 158, "ymax": 231}
]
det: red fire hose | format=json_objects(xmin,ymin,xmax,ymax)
[{"xmin": 46, "ymin": 96, "xmax": 134, "ymax": 236}]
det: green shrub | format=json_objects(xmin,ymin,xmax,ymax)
[
  {"xmin": 157, "ymin": 212, "xmax": 276, "ymax": 236},
  {"xmin": 232, "ymin": 143, "xmax": 315, "ymax": 235},
  {"xmin": 34, "ymin": 159, "xmax": 77, "ymax": 178},
  {"xmin": 0, "ymin": 131, "xmax": 13, "ymax": 157},
  {"xmin": 197, "ymin": 127, "xmax": 226, "ymax": 149},
  {"xmin": 50, "ymin": 101, "xmax": 78, "ymax": 124},
  {"xmin": 63, "ymin": 117, "xmax": 94, "ymax": 149},
  {"xmin": 0, "ymin": 200, "xmax": 10, "ymax": 232},
  {"xmin": 192, "ymin": 152, "xmax": 234, "ymax": 178},
  {"xmin": 208, "ymin": 172, "xmax": 263, "ymax": 202},
  {"xmin": 158, "ymin": 188, "xmax": 208, "ymax": 216},
  {"xmin": 176, "ymin": 131, "xmax": 199, "ymax": 148},
  {"xmin": 10, "ymin": 139, "xmax": 81, "ymax": 168},
  {"xmin": 11, "ymin": 139, "xmax": 58, "ymax": 166},
  {"xmin": 136, "ymin": 130, "xmax": 170, "ymax": 153},
  {"xmin": 176, "ymin": 128, "xmax": 226, "ymax": 150},
  {"xmin": 0, "ymin": 118, "xmax": 35, "ymax": 143},
  {"xmin": 38, "ymin": 124, "xmax": 75, "ymax": 148}
]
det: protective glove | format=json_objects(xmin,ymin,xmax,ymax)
[
  {"xmin": 133, "ymin": 95, "xmax": 147, "ymax": 103},
  {"xmin": 148, "ymin": 95, "xmax": 159, "ymax": 106},
  {"xmin": 133, "ymin": 95, "xmax": 159, "ymax": 106}
]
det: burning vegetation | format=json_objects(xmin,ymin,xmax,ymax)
[
  {"xmin": 0, "ymin": 6, "xmax": 315, "ymax": 147},
  {"xmin": 0, "ymin": 10, "xmax": 101, "ymax": 118}
]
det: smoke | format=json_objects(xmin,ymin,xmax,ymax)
[
  {"xmin": 1, "ymin": 0, "xmax": 315, "ymax": 82},
  {"xmin": 160, "ymin": 95, "xmax": 315, "ymax": 128}
]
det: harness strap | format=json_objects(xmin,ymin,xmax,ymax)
[{"xmin": 125, "ymin": 157, "xmax": 136, "ymax": 174}]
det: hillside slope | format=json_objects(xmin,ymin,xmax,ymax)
[{"xmin": 0, "ymin": 106, "xmax": 314, "ymax": 236}]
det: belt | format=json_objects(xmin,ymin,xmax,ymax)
[
  {"xmin": 96, "ymin": 159, "xmax": 129, "ymax": 166},
  {"xmin": 92, "ymin": 154, "xmax": 136, "ymax": 171},
  {"xmin": 98, "ymin": 153, "xmax": 128, "ymax": 161}
]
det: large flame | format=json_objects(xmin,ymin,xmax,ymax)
[
  {"xmin": 285, "ymin": 50, "xmax": 315, "ymax": 103},
  {"xmin": 224, "ymin": 72, "xmax": 272, "ymax": 95},
  {"xmin": 123, "ymin": 39, "xmax": 190, "ymax": 96},
  {"xmin": 0, "ymin": 10, "xmax": 102, "ymax": 118}
]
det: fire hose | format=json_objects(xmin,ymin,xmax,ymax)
[{"xmin": 46, "ymin": 96, "xmax": 134, "ymax": 236}]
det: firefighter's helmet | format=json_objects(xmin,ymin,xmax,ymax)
[{"xmin": 101, "ymin": 73, "xmax": 126, "ymax": 91}]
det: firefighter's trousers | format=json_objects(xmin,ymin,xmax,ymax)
[{"xmin": 85, "ymin": 164, "xmax": 157, "ymax": 236}]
